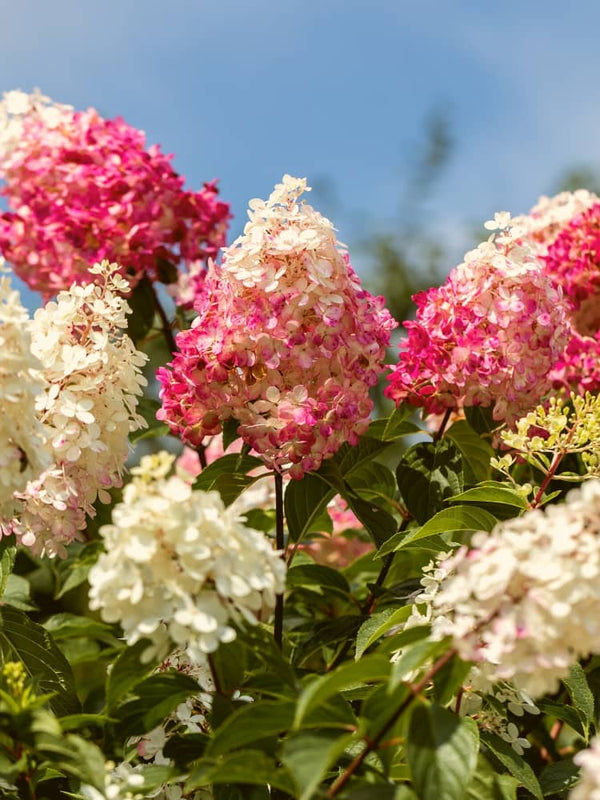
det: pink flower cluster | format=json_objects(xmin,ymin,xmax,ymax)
[
  {"xmin": 542, "ymin": 203, "xmax": 600, "ymax": 336},
  {"xmin": 157, "ymin": 175, "xmax": 396, "ymax": 479},
  {"xmin": 386, "ymin": 237, "xmax": 570, "ymax": 422},
  {"xmin": 512, "ymin": 192, "xmax": 600, "ymax": 394},
  {"xmin": 0, "ymin": 91, "xmax": 230, "ymax": 298}
]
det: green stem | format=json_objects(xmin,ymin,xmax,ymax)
[
  {"xmin": 151, "ymin": 285, "xmax": 177, "ymax": 355},
  {"xmin": 274, "ymin": 472, "xmax": 285, "ymax": 649}
]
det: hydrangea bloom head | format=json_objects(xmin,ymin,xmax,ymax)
[
  {"xmin": 88, "ymin": 451, "xmax": 286, "ymax": 664},
  {"xmin": 571, "ymin": 737, "xmax": 600, "ymax": 800},
  {"xmin": 2, "ymin": 261, "xmax": 148, "ymax": 556},
  {"xmin": 0, "ymin": 260, "xmax": 48, "ymax": 516},
  {"xmin": 432, "ymin": 480, "xmax": 600, "ymax": 698},
  {"xmin": 386, "ymin": 231, "xmax": 570, "ymax": 423},
  {"xmin": 541, "ymin": 202, "xmax": 600, "ymax": 336},
  {"xmin": 510, "ymin": 189, "xmax": 599, "ymax": 252},
  {"xmin": 157, "ymin": 175, "xmax": 397, "ymax": 478},
  {"xmin": 0, "ymin": 90, "xmax": 230, "ymax": 298}
]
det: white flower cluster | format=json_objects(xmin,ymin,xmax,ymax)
[
  {"xmin": 432, "ymin": 480, "xmax": 600, "ymax": 698},
  {"xmin": 0, "ymin": 262, "xmax": 48, "ymax": 520},
  {"xmin": 81, "ymin": 759, "xmax": 213, "ymax": 800},
  {"xmin": 571, "ymin": 737, "xmax": 600, "ymax": 799},
  {"xmin": 0, "ymin": 88, "xmax": 72, "ymax": 161},
  {"xmin": 2, "ymin": 262, "xmax": 147, "ymax": 556},
  {"xmin": 510, "ymin": 189, "xmax": 599, "ymax": 250},
  {"xmin": 220, "ymin": 173, "xmax": 356, "ymax": 310},
  {"xmin": 88, "ymin": 452, "xmax": 286, "ymax": 664}
]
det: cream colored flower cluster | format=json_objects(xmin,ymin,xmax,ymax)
[
  {"xmin": 2, "ymin": 262, "xmax": 148, "ymax": 556},
  {"xmin": 507, "ymin": 189, "xmax": 599, "ymax": 251},
  {"xmin": 0, "ymin": 263, "xmax": 48, "ymax": 519},
  {"xmin": 499, "ymin": 391, "xmax": 600, "ymax": 477},
  {"xmin": 88, "ymin": 452, "xmax": 286, "ymax": 664},
  {"xmin": 432, "ymin": 480, "xmax": 600, "ymax": 698},
  {"xmin": 0, "ymin": 89, "xmax": 72, "ymax": 162},
  {"xmin": 571, "ymin": 737, "xmax": 600, "ymax": 799}
]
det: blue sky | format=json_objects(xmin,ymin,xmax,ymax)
[{"xmin": 3, "ymin": 0, "xmax": 600, "ymax": 302}]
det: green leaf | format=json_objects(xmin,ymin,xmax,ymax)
[
  {"xmin": 185, "ymin": 750, "xmax": 295, "ymax": 795},
  {"xmin": 105, "ymin": 639, "xmax": 157, "ymax": 712},
  {"xmin": 343, "ymin": 490, "xmax": 398, "ymax": 547},
  {"xmin": 347, "ymin": 461, "xmax": 398, "ymax": 502},
  {"xmin": 294, "ymin": 655, "xmax": 391, "ymax": 728},
  {"xmin": 0, "ymin": 606, "xmax": 79, "ymax": 716},
  {"xmin": 287, "ymin": 563, "xmax": 351, "ymax": 595},
  {"xmin": 446, "ymin": 420, "xmax": 494, "ymax": 484},
  {"xmin": 208, "ymin": 701, "xmax": 295, "ymax": 756},
  {"xmin": 390, "ymin": 638, "xmax": 447, "ymax": 689},
  {"xmin": 378, "ymin": 505, "xmax": 497, "ymax": 556},
  {"xmin": 368, "ymin": 404, "xmax": 422, "ymax": 440},
  {"xmin": 448, "ymin": 482, "xmax": 528, "ymax": 510},
  {"xmin": 222, "ymin": 417, "xmax": 241, "ymax": 450},
  {"xmin": 285, "ymin": 436, "xmax": 391, "ymax": 543},
  {"xmin": 208, "ymin": 638, "xmax": 247, "ymax": 695},
  {"xmin": 58, "ymin": 713, "xmax": 113, "ymax": 731},
  {"xmin": 481, "ymin": 731, "xmax": 543, "ymax": 800},
  {"xmin": 235, "ymin": 624, "xmax": 297, "ymax": 690},
  {"xmin": 407, "ymin": 703, "xmax": 479, "ymax": 800},
  {"xmin": 116, "ymin": 672, "xmax": 201, "ymax": 736},
  {"xmin": 536, "ymin": 701, "xmax": 587, "ymax": 739},
  {"xmin": 347, "ymin": 788, "xmax": 418, "ymax": 800},
  {"xmin": 127, "ymin": 275, "xmax": 156, "ymax": 343},
  {"xmin": 285, "ymin": 472, "xmax": 334, "ymax": 543},
  {"xmin": 281, "ymin": 731, "xmax": 356, "ymax": 800},
  {"xmin": 2, "ymin": 574, "xmax": 36, "ymax": 610},
  {"xmin": 43, "ymin": 613, "xmax": 115, "ymax": 643},
  {"xmin": 539, "ymin": 759, "xmax": 579, "ymax": 796},
  {"xmin": 396, "ymin": 439, "xmax": 464, "ymax": 524},
  {"xmin": 36, "ymin": 730, "xmax": 107, "ymax": 790},
  {"xmin": 563, "ymin": 663, "xmax": 595, "ymax": 737},
  {"xmin": 0, "ymin": 539, "xmax": 16, "ymax": 599},
  {"xmin": 194, "ymin": 453, "xmax": 266, "ymax": 505},
  {"xmin": 464, "ymin": 405, "xmax": 498, "ymax": 436},
  {"xmin": 355, "ymin": 606, "xmax": 412, "ymax": 660},
  {"xmin": 467, "ymin": 755, "xmax": 519, "ymax": 800},
  {"xmin": 55, "ymin": 541, "xmax": 103, "ymax": 598}
]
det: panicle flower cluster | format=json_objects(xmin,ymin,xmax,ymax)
[
  {"xmin": 499, "ymin": 391, "xmax": 600, "ymax": 477},
  {"xmin": 88, "ymin": 451, "xmax": 286, "ymax": 664},
  {"xmin": 0, "ymin": 90, "xmax": 230, "ymax": 298},
  {"xmin": 431, "ymin": 480, "xmax": 600, "ymax": 698},
  {"xmin": 506, "ymin": 191, "xmax": 600, "ymax": 393},
  {"xmin": 157, "ymin": 175, "xmax": 396, "ymax": 479},
  {"xmin": 0, "ymin": 262, "xmax": 48, "ymax": 515},
  {"xmin": 509, "ymin": 190, "xmax": 599, "ymax": 252},
  {"xmin": 542, "ymin": 202, "xmax": 600, "ymax": 336},
  {"xmin": 3, "ymin": 262, "xmax": 148, "ymax": 556},
  {"xmin": 386, "ymin": 229, "xmax": 570, "ymax": 423},
  {"xmin": 571, "ymin": 738, "xmax": 600, "ymax": 800}
]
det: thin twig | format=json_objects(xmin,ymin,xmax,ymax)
[{"xmin": 326, "ymin": 649, "xmax": 457, "ymax": 797}]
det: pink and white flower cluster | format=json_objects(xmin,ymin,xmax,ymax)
[
  {"xmin": 507, "ymin": 190, "xmax": 600, "ymax": 395},
  {"xmin": 571, "ymin": 737, "xmax": 600, "ymax": 799},
  {"xmin": 0, "ymin": 90, "xmax": 230, "ymax": 299},
  {"xmin": 386, "ymin": 235, "xmax": 570, "ymax": 422},
  {"xmin": 157, "ymin": 175, "xmax": 396, "ymax": 478},
  {"xmin": 0, "ymin": 261, "xmax": 48, "ymax": 515},
  {"xmin": 2, "ymin": 262, "xmax": 147, "ymax": 557},
  {"xmin": 432, "ymin": 480, "xmax": 600, "ymax": 698},
  {"xmin": 88, "ymin": 451, "xmax": 286, "ymax": 664}
]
